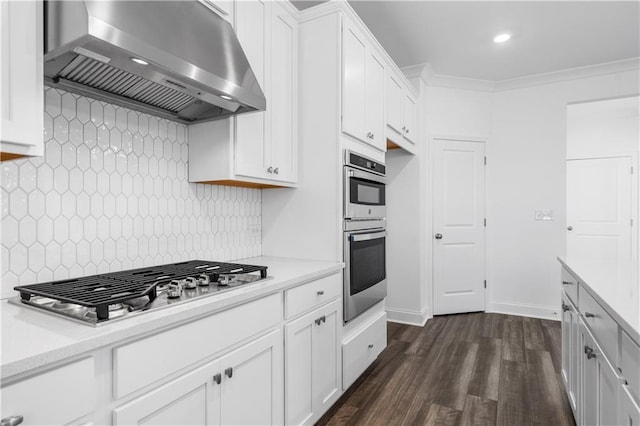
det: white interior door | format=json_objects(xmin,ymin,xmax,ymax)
[
  {"xmin": 433, "ymin": 138, "xmax": 486, "ymax": 315},
  {"xmin": 567, "ymin": 157, "xmax": 634, "ymax": 315}
]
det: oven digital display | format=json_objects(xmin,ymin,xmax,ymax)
[{"xmin": 357, "ymin": 184, "xmax": 380, "ymax": 204}]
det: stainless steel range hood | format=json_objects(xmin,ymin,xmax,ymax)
[{"xmin": 44, "ymin": 1, "xmax": 266, "ymax": 123}]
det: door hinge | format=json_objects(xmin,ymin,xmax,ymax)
[
  {"xmin": 484, "ymin": 218, "xmax": 487, "ymax": 227},
  {"xmin": 484, "ymin": 280, "xmax": 487, "ymax": 288},
  {"xmin": 484, "ymin": 156, "xmax": 487, "ymax": 166}
]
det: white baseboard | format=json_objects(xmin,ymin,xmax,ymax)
[
  {"xmin": 385, "ymin": 307, "xmax": 430, "ymax": 326},
  {"xmin": 490, "ymin": 301, "xmax": 561, "ymax": 321}
]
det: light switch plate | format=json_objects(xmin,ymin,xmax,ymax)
[{"xmin": 535, "ymin": 209, "xmax": 553, "ymax": 221}]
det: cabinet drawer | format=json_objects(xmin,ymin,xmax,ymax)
[
  {"xmin": 342, "ymin": 311, "xmax": 386, "ymax": 390},
  {"xmin": 579, "ymin": 288, "xmax": 618, "ymax": 362},
  {"xmin": 621, "ymin": 331, "xmax": 640, "ymax": 400},
  {"xmin": 114, "ymin": 293, "xmax": 282, "ymax": 398},
  {"xmin": 285, "ymin": 273, "xmax": 341, "ymax": 319},
  {"xmin": 561, "ymin": 266, "xmax": 578, "ymax": 305},
  {"xmin": 1, "ymin": 357, "xmax": 94, "ymax": 425}
]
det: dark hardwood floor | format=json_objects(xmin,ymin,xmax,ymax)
[{"xmin": 317, "ymin": 313, "xmax": 575, "ymax": 426}]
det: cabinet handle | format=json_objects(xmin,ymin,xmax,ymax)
[
  {"xmin": 585, "ymin": 312, "xmax": 596, "ymax": 318},
  {"xmin": 405, "ymin": 128, "xmax": 410, "ymax": 134},
  {"xmin": 225, "ymin": 367, "xmax": 233, "ymax": 378},
  {"xmin": 567, "ymin": 226, "xmax": 573, "ymax": 231},
  {"xmin": 368, "ymin": 344, "xmax": 374, "ymax": 349},
  {"xmin": 267, "ymin": 166, "xmax": 274, "ymax": 173},
  {"xmin": 584, "ymin": 346, "xmax": 596, "ymax": 360},
  {"xmin": 366, "ymin": 132, "xmax": 374, "ymax": 139},
  {"xmin": 317, "ymin": 290, "xmax": 324, "ymax": 295},
  {"xmin": 274, "ymin": 167, "xmax": 279, "ymax": 175},
  {"xmin": 562, "ymin": 281, "xmax": 574, "ymax": 286},
  {"xmin": 402, "ymin": 126, "xmax": 406, "ymax": 131},
  {"xmin": 213, "ymin": 373, "xmax": 222, "ymax": 385},
  {"xmin": 562, "ymin": 303, "xmax": 570, "ymax": 312},
  {"xmin": 0, "ymin": 416, "xmax": 24, "ymax": 426},
  {"xmin": 322, "ymin": 315, "xmax": 326, "ymax": 323}
]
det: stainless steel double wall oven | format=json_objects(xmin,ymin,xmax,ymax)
[{"xmin": 343, "ymin": 151, "xmax": 387, "ymax": 322}]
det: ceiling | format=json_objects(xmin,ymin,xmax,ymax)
[{"xmin": 295, "ymin": 1, "xmax": 640, "ymax": 82}]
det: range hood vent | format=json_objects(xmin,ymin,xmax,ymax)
[{"xmin": 44, "ymin": 1, "xmax": 266, "ymax": 123}]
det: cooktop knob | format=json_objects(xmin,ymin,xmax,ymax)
[
  {"xmin": 198, "ymin": 274, "xmax": 211, "ymax": 286},
  {"xmin": 183, "ymin": 277, "xmax": 198, "ymax": 290},
  {"xmin": 167, "ymin": 280, "xmax": 183, "ymax": 299}
]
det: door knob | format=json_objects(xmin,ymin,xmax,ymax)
[
  {"xmin": 567, "ymin": 226, "xmax": 573, "ymax": 231},
  {"xmin": 434, "ymin": 233, "xmax": 443, "ymax": 240}
]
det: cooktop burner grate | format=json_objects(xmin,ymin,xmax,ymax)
[{"xmin": 14, "ymin": 260, "xmax": 268, "ymax": 321}]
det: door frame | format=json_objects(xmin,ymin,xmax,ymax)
[{"xmin": 428, "ymin": 134, "xmax": 489, "ymax": 317}]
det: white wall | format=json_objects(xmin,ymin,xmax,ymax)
[{"xmin": 420, "ymin": 68, "xmax": 640, "ymax": 320}]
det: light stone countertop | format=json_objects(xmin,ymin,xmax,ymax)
[
  {"xmin": 559, "ymin": 256, "xmax": 640, "ymax": 345},
  {"xmin": 0, "ymin": 256, "xmax": 343, "ymax": 382}
]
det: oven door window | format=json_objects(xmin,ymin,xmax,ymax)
[
  {"xmin": 350, "ymin": 177, "xmax": 385, "ymax": 206},
  {"xmin": 349, "ymin": 236, "xmax": 386, "ymax": 295}
]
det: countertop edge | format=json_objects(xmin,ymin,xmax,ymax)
[
  {"xmin": 1, "ymin": 260, "xmax": 344, "ymax": 382},
  {"xmin": 558, "ymin": 256, "xmax": 640, "ymax": 346}
]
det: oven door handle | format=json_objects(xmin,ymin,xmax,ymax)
[
  {"xmin": 347, "ymin": 168, "xmax": 386, "ymax": 185},
  {"xmin": 350, "ymin": 231, "xmax": 387, "ymax": 242}
]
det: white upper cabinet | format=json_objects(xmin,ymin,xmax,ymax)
[
  {"xmin": 0, "ymin": 0, "xmax": 44, "ymax": 161},
  {"xmin": 341, "ymin": 19, "xmax": 385, "ymax": 152},
  {"xmin": 189, "ymin": 0, "xmax": 298, "ymax": 188},
  {"xmin": 385, "ymin": 67, "xmax": 417, "ymax": 152}
]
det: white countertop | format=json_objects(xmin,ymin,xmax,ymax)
[
  {"xmin": 559, "ymin": 256, "xmax": 640, "ymax": 344},
  {"xmin": 0, "ymin": 256, "xmax": 343, "ymax": 381}
]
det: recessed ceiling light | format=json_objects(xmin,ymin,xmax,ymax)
[
  {"xmin": 131, "ymin": 57, "xmax": 149, "ymax": 66},
  {"xmin": 220, "ymin": 94, "xmax": 233, "ymax": 101},
  {"xmin": 493, "ymin": 33, "xmax": 511, "ymax": 43}
]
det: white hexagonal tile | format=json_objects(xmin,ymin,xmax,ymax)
[
  {"xmin": 43, "ymin": 113, "xmax": 54, "ymax": 141},
  {"xmin": 76, "ymin": 145, "xmax": 90, "ymax": 171},
  {"xmin": 69, "ymin": 169, "xmax": 83, "ymax": 195},
  {"xmin": 69, "ymin": 119, "xmax": 83, "ymax": 146},
  {"xmin": 103, "ymin": 149, "xmax": 116, "ymax": 173},
  {"xmin": 45, "ymin": 140, "xmax": 62, "ymax": 168},
  {"xmin": 127, "ymin": 111, "xmax": 138, "ymax": 133},
  {"xmin": 61, "ymin": 92, "xmax": 76, "ymax": 120},
  {"xmin": 181, "ymin": 144, "xmax": 188, "ymax": 162},
  {"xmin": 104, "ymin": 104, "xmax": 116, "ymax": 129},
  {"xmin": 143, "ymin": 135, "xmax": 154, "ymax": 158},
  {"xmin": 96, "ymin": 171, "xmax": 109, "ymax": 195},
  {"xmin": 84, "ymin": 216, "xmax": 97, "ymax": 241},
  {"xmin": 18, "ymin": 162, "xmax": 37, "ymax": 193},
  {"xmin": 177, "ymin": 125, "xmax": 186, "ymax": 143},
  {"xmin": 37, "ymin": 268, "xmax": 54, "ymax": 282},
  {"xmin": 76, "ymin": 240, "xmax": 91, "ymax": 266},
  {"xmin": 116, "ymin": 194, "xmax": 127, "ymax": 217},
  {"xmin": 28, "ymin": 243, "xmax": 45, "ymax": 272},
  {"xmin": 53, "ymin": 167, "xmax": 69, "ymax": 193},
  {"xmin": 138, "ymin": 114, "xmax": 149, "ymax": 134},
  {"xmin": 133, "ymin": 133, "xmax": 144, "ymax": 156},
  {"xmin": 122, "ymin": 131, "xmax": 133, "ymax": 154},
  {"xmin": 84, "ymin": 122, "xmax": 97, "ymax": 148},
  {"xmin": 110, "ymin": 128, "xmax": 122, "ymax": 151},
  {"xmin": 103, "ymin": 194, "xmax": 116, "ymax": 218},
  {"xmin": 61, "ymin": 191, "xmax": 76, "ymax": 219},
  {"xmin": 97, "ymin": 125, "xmax": 110, "ymax": 150},
  {"xmin": 90, "ymin": 146, "xmax": 104, "ymax": 172},
  {"xmin": 116, "ymin": 107, "xmax": 127, "ymax": 130},
  {"xmin": 54, "ymin": 216, "xmax": 69, "ymax": 241},
  {"xmin": 2, "ymin": 161, "xmax": 19, "ymax": 192},
  {"xmin": 116, "ymin": 151, "xmax": 127, "ymax": 175},
  {"xmin": 45, "ymin": 89, "xmax": 62, "ymax": 117},
  {"xmin": 77, "ymin": 97, "xmax": 91, "ymax": 123},
  {"xmin": 69, "ymin": 216, "xmax": 83, "ymax": 243},
  {"xmin": 138, "ymin": 156, "xmax": 149, "ymax": 176},
  {"xmin": 2, "ymin": 215, "xmax": 19, "ymax": 248},
  {"xmin": 61, "ymin": 241, "xmax": 76, "ymax": 268},
  {"xmin": 97, "ymin": 216, "xmax": 110, "ymax": 240},
  {"xmin": 110, "ymin": 217, "xmax": 122, "ymax": 239},
  {"xmin": 26, "ymin": 189, "xmax": 44, "ymax": 219},
  {"xmin": 37, "ymin": 216, "xmax": 54, "ymax": 244},
  {"xmin": 133, "ymin": 217, "xmax": 144, "ymax": 239},
  {"xmin": 149, "ymin": 157, "xmax": 158, "ymax": 178},
  {"xmin": 19, "ymin": 216, "xmax": 37, "ymax": 247},
  {"xmin": 1, "ymin": 188, "xmax": 8, "ymax": 217},
  {"xmin": 10, "ymin": 243, "xmax": 28, "ymax": 275},
  {"xmin": 90, "ymin": 239, "xmax": 103, "ymax": 261},
  {"xmin": 104, "ymin": 238, "xmax": 116, "ymax": 262},
  {"xmin": 53, "ymin": 116, "xmax": 69, "ymax": 141},
  {"xmin": 9, "ymin": 189, "xmax": 28, "ymax": 219},
  {"xmin": 90, "ymin": 192, "xmax": 103, "ymax": 217},
  {"xmin": 91, "ymin": 101, "xmax": 104, "ymax": 125},
  {"xmin": 148, "ymin": 117, "xmax": 159, "ymax": 138},
  {"xmin": 153, "ymin": 137, "xmax": 164, "ymax": 159},
  {"xmin": 61, "ymin": 142, "xmax": 76, "ymax": 170},
  {"xmin": 109, "ymin": 172, "xmax": 122, "ymax": 195},
  {"xmin": 84, "ymin": 169, "xmax": 97, "ymax": 193},
  {"xmin": 133, "ymin": 175, "xmax": 144, "ymax": 196}
]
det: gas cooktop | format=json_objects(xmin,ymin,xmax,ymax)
[{"xmin": 11, "ymin": 260, "xmax": 270, "ymax": 326}]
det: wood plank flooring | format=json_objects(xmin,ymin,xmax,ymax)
[{"xmin": 317, "ymin": 313, "xmax": 575, "ymax": 426}]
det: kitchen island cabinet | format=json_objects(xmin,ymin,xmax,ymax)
[
  {"xmin": 0, "ymin": 0, "xmax": 44, "ymax": 160},
  {"xmin": 559, "ymin": 258, "xmax": 640, "ymax": 426}
]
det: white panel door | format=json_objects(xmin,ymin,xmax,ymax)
[
  {"xmin": 402, "ymin": 93, "xmax": 417, "ymax": 144},
  {"xmin": 365, "ymin": 51, "xmax": 385, "ymax": 151},
  {"xmin": 567, "ymin": 157, "xmax": 633, "ymax": 308},
  {"xmin": 313, "ymin": 301, "xmax": 340, "ymax": 416},
  {"xmin": 433, "ymin": 139, "xmax": 486, "ymax": 315},
  {"xmin": 385, "ymin": 72, "xmax": 403, "ymax": 134}
]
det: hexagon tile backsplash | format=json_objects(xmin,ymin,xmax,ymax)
[{"xmin": 0, "ymin": 88, "xmax": 261, "ymax": 299}]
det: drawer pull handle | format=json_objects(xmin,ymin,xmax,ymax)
[
  {"xmin": 317, "ymin": 290, "xmax": 324, "ymax": 295},
  {"xmin": 315, "ymin": 317, "xmax": 322, "ymax": 326},
  {"xmin": 225, "ymin": 367, "xmax": 233, "ymax": 379},
  {"xmin": 1, "ymin": 416, "xmax": 24, "ymax": 426},
  {"xmin": 562, "ymin": 303, "xmax": 570, "ymax": 312},
  {"xmin": 562, "ymin": 281, "xmax": 574, "ymax": 285},
  {"xmin": 322, "ymin": 315, "xmax": 326, "ymax": 323},
  {"xmin": 368, "ymin": 344, "xmax": 374, "ymax": 349},
  {"xmin": 584, "ymin": 346, "xmax": 596, "ymax": 360},
  {"xmin": 585, "ymin": 312, "xmax": 596, "ymax": 318},
  {"xmin": 213, "ymin": 373, "xmax": 222, "ymax": 385}
]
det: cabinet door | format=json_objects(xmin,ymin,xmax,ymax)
[
  {"xmin": 285, "ymin": 311, "xmax": 315, "ymax": 425},
  {"xmin": 402, "ymin": 92, "xmax": 417, "ymax": 144},
  {"xmin": 620, "ymin": 384, "xmax": 640, "ymax": 426},
  {"xmin": 561, "ymin": 296, "xmax": 573, "ymax": 406},
  {"xmin": 341, "ymin": 21, "xmax": 367, "ymax": 143},
  {"xmin": 580, "ymin": 323, "xmax": 598, "ymax": 426},
  {"xmin": 385, "ymin": 71, "xmax": 403, "ymax": 135},
  {"xmin": 0, "ymin": 0, "xmax": 44, "ymax": 158},
  {"xmin": 234, "ymin": 0, "xmax": 268, "ymax": 179},
  {"xmin": 570, "ymin": 305, "xmax": 580, "ymax": 415},
  {"xmin": 365, "ymin": 51, "xmax": 385, "ymax": 151},
  {"xmin": 268, "ymin": 2, "xmax": 297, "ymax": 183},
  {"xmin": 219, "ymin": 329, "xmax": 283, "ymax": 426},
  {"xmin": 598, "ymin": 348, "xmax": 620, "ymax": 426},
  {"xmin": 114, "ymin": 359, "xmax": 219, "ymax": 425},
  {"xmin": 313, "ymin": 300, "xmax": 341, "ymax": 417}
]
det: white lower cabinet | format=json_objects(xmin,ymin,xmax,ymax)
[
  {"xmin": 620, "ymin": 383, "xmax": 640, "ymax": 426},
  {"xmin": 561, "ymin": 294, "xmax": 579, "ymax": 415},
  {"xmin": 0, "ymin": 357, "xmax": 95, "ymax": 426},
  {"xmin": 114, "ymin": 329, "xmax": 283, "ymax": 425},
  {"xmin": 342, "ymin": 311, "xmax": 387, "ymax": 390},
  {"xmin": 285, "ymin": 299, "xmax": 340, "ymax": 425}
]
